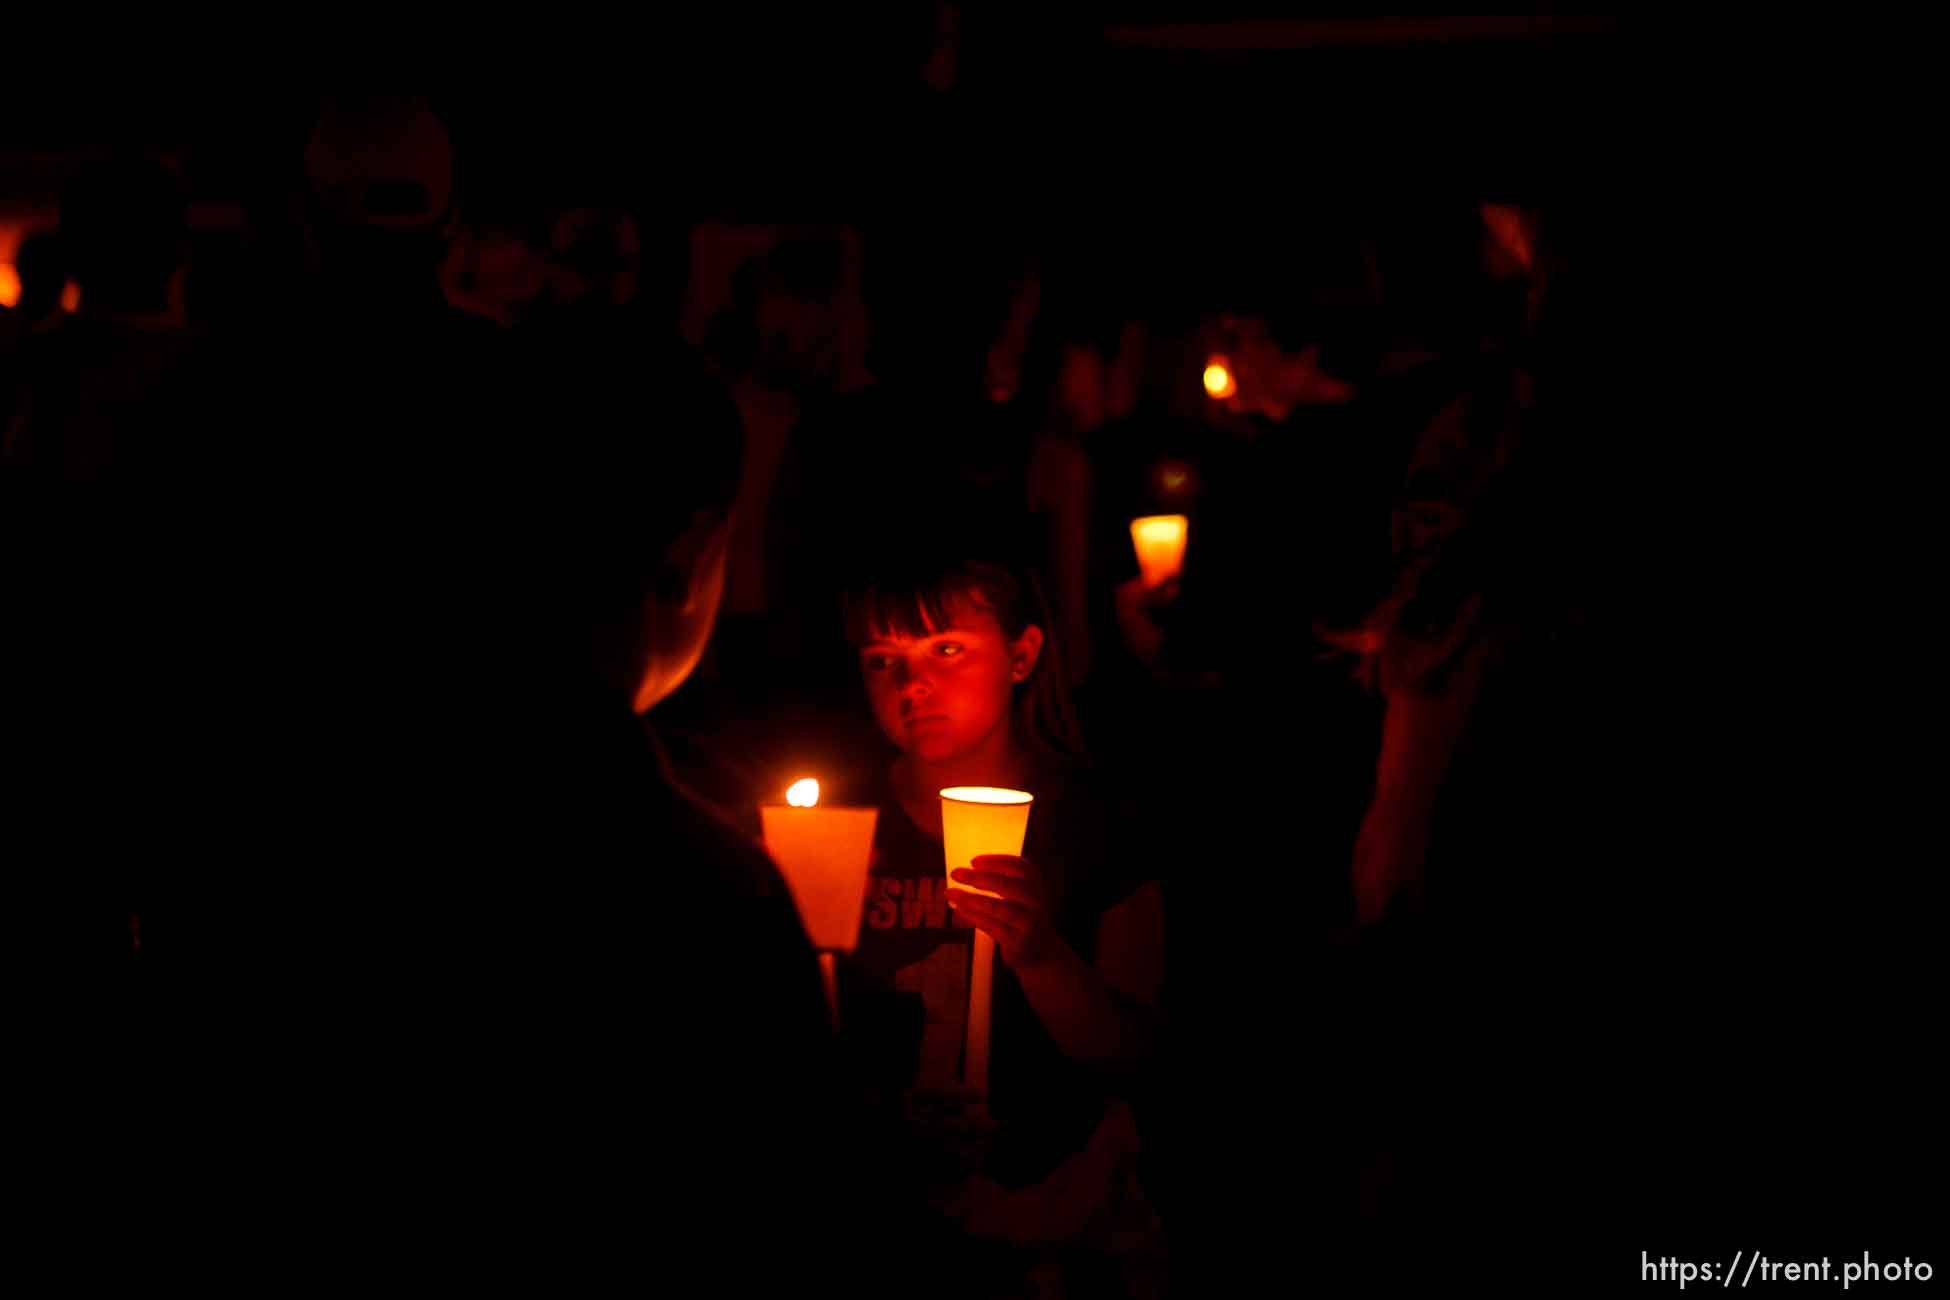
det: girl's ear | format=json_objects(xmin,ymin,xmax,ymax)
[{"xmin": 1009, "ymin": 624, "xmax": 1045, "ymax": 683}]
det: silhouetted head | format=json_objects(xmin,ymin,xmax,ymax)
[
  {"xmin": 300, "ymin": 95, "xmax": 458, "ymax": 305},
  {"xmin": 720, "ymin": 230, "xmax": 852, "ymax": 392},
  {"xmin": 12, "ymin": 231, "xmax": 67, "ymax": 321},
  {"xmin": 59, "ymin": 157, "xmax": 185, "ymax": 314},
  {"xmin": 512, "ymin": 331, "xmax": 747, "ymax": 713}
]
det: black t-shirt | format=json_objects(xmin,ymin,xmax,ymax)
[{"xmin": 838, "ymin": 756, "xmax": 1152, "ymax": 1189}]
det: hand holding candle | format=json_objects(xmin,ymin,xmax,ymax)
[
  {"xmin": 948, "ymin": 856, "xmax": 1059, "ymax": 971},
  {"xmin": 939, "ymin": 786, "xmax": 1035, "ymax": 1099}
]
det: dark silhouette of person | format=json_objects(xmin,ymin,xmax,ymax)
[
  {"xmin": 116, "ymin": 313, "xmax": 872, "ymax": 1284},
  {"xmin": 2, "ymin": 160, "xmax": 197, "ymax": 1059},
  {"xmin": 1, "ymin": 231, "xmax": 68, "ymax": 433},
  {"xmin": 2, "ymin": 157, "xmax": 192, "ymax": 480},
  {"xmin": 1302, "ymin": 198, "xmax": 1632, "ymax": 1289},
  {"xmin": 757, "ymin": 231, "xmax": 1047, "ymax": 709},
  {"xmin": 11, "ymin": 229, "xmax": 68, "ymax": 323},
  {"xmin": 14, "ymin": 99, "xmax": 892, "ymax": 1285}
]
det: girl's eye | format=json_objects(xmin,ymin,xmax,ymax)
[
  {"xmin": 863, "ymin": 654, "xmax": 893, "ymax": 672},
  {"xmin": 933, "ymin": 642, "xmax": 964, "ymax": 658}
]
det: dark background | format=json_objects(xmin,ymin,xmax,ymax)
[{"xmin": 6, "ymin": 10, "xmax": 1936, "ymax": 1293}]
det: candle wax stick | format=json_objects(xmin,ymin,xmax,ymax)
[
  {"xmin": 938, "ymin": 787, "xmax": 1032, "ymax": 1103},
  {"xmin": 964, "ymin": 931, "xmax": 995, "ymax": 1096},
  {"xmin": 818, "ymin": 951, "xmax": 841, "ymax": 1033}
]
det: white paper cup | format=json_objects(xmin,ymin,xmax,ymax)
[{"xmin": 939, "ymin": 787, "xmax": 1034, "ymax": 897}]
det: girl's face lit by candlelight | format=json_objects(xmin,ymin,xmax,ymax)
[{"xmin": 858, "ymin": 601, "xmax": 1041, "ymax": 764}]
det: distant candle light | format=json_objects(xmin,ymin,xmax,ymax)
[
  {"xmin": 787, "ymin": 777, "xmax": 820, "ymax": 808},
  {"xmin": 0, "ymin": 264, "xmax": 19, "ymax": 309},
  {"xmin": 1203, "ymin": 357, "xmax": 1236, "ymax": 400},
  {"xmin": 60, "ymin": 280, "xmax": 81, "ymax": 314},
  {"xmin": 1129, "ymin": 514, "xmax": 1189, "ymax": 591}
]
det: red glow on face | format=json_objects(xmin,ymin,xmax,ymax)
[{"xmin": 858, "ymin": 606, "xmax": 1018, "ymax": 763}]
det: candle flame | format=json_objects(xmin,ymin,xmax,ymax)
[
  {"xmin": 1203, "ymin": 357, "xmax": 1236, "ymax": 400},
  {"xmin": 786, "ymin": 778, "xmax": 820, "ymax": 808}
]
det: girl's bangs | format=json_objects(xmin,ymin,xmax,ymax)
[{"xmin": 844, "ymin": 572, "xmax": 1004, "ymax": 646}]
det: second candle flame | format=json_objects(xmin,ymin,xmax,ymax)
[{"xmin": 787, "ymin": 778, "xmax": 820, "ymax": 808}]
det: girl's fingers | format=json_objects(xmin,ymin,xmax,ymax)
[
  {"xmin": 951, "ymin": 870, "xmax": 1035, "ymax": 903},
  {"xmin": 948, "ymin": 891, "xmax": 1028, "ymax": 937},
  {"xmin": 968, "ymin": 854, "xmax": 1033, "ymax": 878}
]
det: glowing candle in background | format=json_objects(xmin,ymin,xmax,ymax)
[
  {"xmin": 1202, "ymin": 355, "xmax": 1236, "ymax": 400},
  {"xmin": 939, "ymin": 786, "xmax": 1034, "ymax": 1099},
  {"xmin": 1129, "ymin": 514, "xmax": 1189, "ymax": 591},
  {"xmin": 760, "ymin": 778, "xmax": 878, "ymax": 1028}
]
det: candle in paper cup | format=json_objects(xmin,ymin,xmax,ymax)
[
  {"xmin": 939, "ymin": 786, "xmax": 1034, "ymax": 893},
  {"xmin": 1129, "ymin": 514, "xmax": 1188, "ymax": 591},
  {"xmin": 939, "ymin": 786, "xmax": 1034, "ymax": 1098},
  {"xmin": 759, "ymin": 778, "xmax": 878, "ymax": 955}
]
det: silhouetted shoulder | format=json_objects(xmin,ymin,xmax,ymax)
[{"xmin": 651, "ymin": 751, "xmax": 800, "ymax": 910}]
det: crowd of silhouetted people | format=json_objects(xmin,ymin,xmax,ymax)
[{"xmin": 6, "ymin": 91, "xmax": 1929, "ymax": 1293}]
